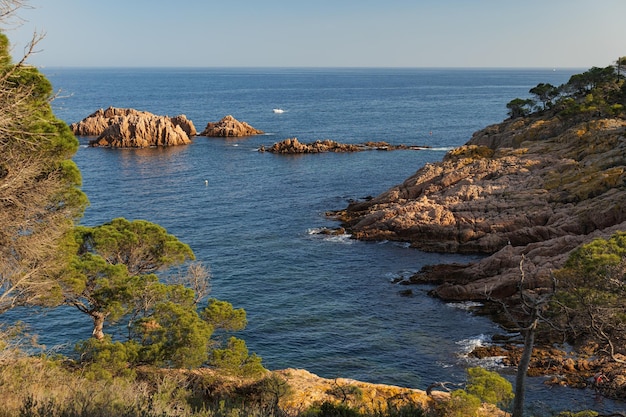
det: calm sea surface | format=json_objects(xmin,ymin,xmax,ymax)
[{"xmin": 8, "ymin": 67, "xmax": 623, "ymax": 413}]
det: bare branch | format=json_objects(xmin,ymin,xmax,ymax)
[{"xmin": 170, "ymin": 262, "xmax": 212, "ymax": 305}]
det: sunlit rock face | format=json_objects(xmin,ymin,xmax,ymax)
[{"xmin": 335, "ymin": 116, "xmax": 626, "ymax": 301}]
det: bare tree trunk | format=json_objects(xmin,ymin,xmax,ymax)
[
  {"xmin": 91, "ymin": 311, "xmax": 106, "ymax": 340},
  {"xmin": 513, "ymin": 320, "xmax": 537, "ymax": 417}
]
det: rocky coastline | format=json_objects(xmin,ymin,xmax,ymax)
[
  {"xmin": 333, "ymin": 115, "xmax": 626, "ymax": 301},
  {"xmin": 331, "ymin": 111, "xmax": 626, "ymax": 399}
]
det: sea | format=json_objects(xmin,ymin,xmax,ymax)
[{"xmin": 6, "ymin": 67, "xmax": 625, "ymax": 414}]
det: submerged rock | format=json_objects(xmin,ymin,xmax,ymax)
[{"xmin": 200, "ymin": 115, "xmax": 264, "ymax": 137}]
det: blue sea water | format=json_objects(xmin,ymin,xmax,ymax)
[{"xmin": 6, "ymin": 67, "xmax": 624, "ymax": 413}]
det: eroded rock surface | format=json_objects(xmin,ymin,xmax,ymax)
[
  {"xmin": 200, "ymin": 115, "xmax": 264, "ymax": 137},
  {"xmin": 333, "ymin": 116, "xmax": 626, "ymax": 301},
  {"xmin": 71, "ymin": 107, "xmax": 196, "ymax": 148},
  {"xmin": 259, "ymin": 138, "xmax": 427, "ymax": 153}
]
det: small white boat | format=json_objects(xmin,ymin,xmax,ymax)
[{"xmin": 273, "ymin": 108, "xmax": 285, "ymax": 114}]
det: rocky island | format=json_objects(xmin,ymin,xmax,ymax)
[
  {"xmin": 199, "ymin": 114, "xmax": 264, "ymax": 137},
  {"xmin": 70, "ymin": 106, "xmax": 196, "ymax": 148},
  {"xmin": 259, "ymin": 138, "xmax": 428, "ymax": 153}
]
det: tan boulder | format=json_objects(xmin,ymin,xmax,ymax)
[
  {"xmin": 200, "ymin": 115, "xmax": 264, "ymax": 137},
  {"xmin": 89, "ymin": 113, "xmax": 191, "ymax": 148}
]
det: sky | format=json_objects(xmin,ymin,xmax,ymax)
[{"xmin": 4, "ymin": 0, "xmax": 626, "ymax": 68}]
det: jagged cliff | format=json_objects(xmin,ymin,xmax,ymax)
[{"xmin": 334, "ymin": 113, "xmax": 626, "ymax": 301}]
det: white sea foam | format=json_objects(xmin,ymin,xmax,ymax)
[
  {"xmin": 306, "ymin": 227, "xmax": 353, "ymax": 244},
  {"xmin": 446, "ymin": 301, "xmax": 484, "ymax": 311},
  {"xmin": 456, "ymin": 334, "xmax": 506, "ymax": 368},
  {"xmin": 426, "ymin": 147, "xmax": 454, "ymax": 152},
  {"xmin": 385, "ymin": 270, "xmax": 418, "ymax": 282},
  {"xmin": 456, "ymin": 333, "xmax": 490, "ymax": 355}
]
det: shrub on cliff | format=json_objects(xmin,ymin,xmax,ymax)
[
  {"xmin": 552, "ymin": 231, "xmax": 626, "ymax": 363},
  {"xmin": 508, "ymin": 58, "xmax": 626, "ymax": 120},
  {"xmin": 436, "ymin": 367, "xmax": 513, "ymax": 417}
]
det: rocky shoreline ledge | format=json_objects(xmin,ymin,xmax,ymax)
[
  {"xmin": 258, "ymin": 138, "xmax": 428, "ymax": 154},
  {"xmin": 157, "ymin": 367, "xmax": 506, "ymax": 417}
]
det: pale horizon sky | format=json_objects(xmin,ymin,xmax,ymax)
[{"xmin": 4, "ymin": 0, "xmax": 626, "ymax": 68}]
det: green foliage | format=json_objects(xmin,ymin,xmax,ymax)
[
  {"xmin": 507, "ymin": 98, "xmax": 535, "ymax": 118},
  {"xmin": 75, "ymin": 218, "xmax": 195, "ymax": 275},
  {"xmin": 553, "ymin": 231, "xmax": 626, "ymax": 358},
  {"xmin": 434, "ymin": 367, "xmax": 512, "ymax": 417},
  {"xmin": 553, "ymin": 412, "xmax": 599, "ymax": 417},
  {"xmin": 209, "ymin": 337, "xmax": 265, "ymax": 377},
  {"xmin": 67, "ymin": 218, "xmax": 261, "ymax": 372},
  {"xmin": 312, "ymin": 402, "xmax": 362, "ymax": 417},
  {"xmin": 507, "ymin": 61, "xmax": 626, "ymax": 119},
  {"xmin": 75, "ymin": 337, "xmax": 139, "ymax": 380},
  {"xmin": 445, "ymin": 145, "xmax": 495, "ymax": 162},
  {"xmin": 439, "ymin": 389, "xmax": 482, "ymax": 417},
  {"xmin": 529, "ymin": 83, "xmax": 559, "ymax": 110},
  {"xmin": 465, "ymin": 367, "xmax": 513, "ymax": 408},
  {"xmin": 563, "ymin": 231, "xmax": 626, "ymax": 274},
  {"xmin": 202, "ymin": 298, "xmax": 247, "ymax": 332},
  {"xmin": 0, "ymin": 30, "xmax": 87, "ymax": 315},
  {"xmin": 134, "ymin": 300, "xmax": 214, "ymax": 368},
  {"xmin": 66, "ymin": 252, "xmax": 133, "ymax": 321}
]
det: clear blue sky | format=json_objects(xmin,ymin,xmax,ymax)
[{"xmin": 5, "ymin": 0, "xmax": 626, "ymax": 68}]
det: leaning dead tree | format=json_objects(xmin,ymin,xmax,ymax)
[{"xmin": 484, "ymin": 255, "xmax": 557, "ymax": 417}]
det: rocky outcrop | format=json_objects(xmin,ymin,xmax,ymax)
[
  {"xmin": 275, "ymin": 368, "xmax": 442, "ymax": 414},
  {"xmin": 177, "ymin": 367, "xmax": 506, "ymax": 416},
  {"xmin": 71, "ymin": 107, "xmax": 196, "ymax": 148},
  {"xmin": 470, "ymin": 343, "xmax": 626, "ymax": 399},
  {"xmin": 89, "ymin": 114, "xmax": 192, "ymax": 148},
  {"xmin": 200, "ymin": 115, "xmax": 263, "ymax": 137},
  {"xmin": 333, "ymin": 115, "xmax": 626, "ymax": 301},
  {"xmin": 259, "ymin": 138, "xmax": 427, "ymax": 153},
  {"xmin": 71, "ymin": 106, "xmax": 197, "ymax": 137},
  {"xmin": 170, "ymin": 114, "xmax": 197, "ymax": 137}
]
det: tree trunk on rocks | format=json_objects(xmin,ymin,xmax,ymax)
[{"xmin": 513, "ymin": 317, "xmax": 537, "ymax": 417}]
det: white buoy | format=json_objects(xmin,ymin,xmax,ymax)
[{"xmin": 205, "ymin": 180, "xmax": 208, "ymax": 186}]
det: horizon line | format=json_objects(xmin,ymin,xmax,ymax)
[{"xmin": 34, "ymin": 65, "xmax": 587, "ymax": 71}]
